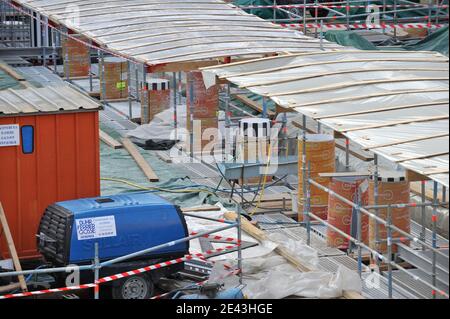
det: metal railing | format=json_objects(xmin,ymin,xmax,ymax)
[
  {"xmin": 0, "ymin": 213, "xmax": 244, "ymax": 299},
  {"xmin": 299, "ymin": 120, "xmax": 449, "ymax": 299},
  {"xmin": 239, "ymin": 0, "xmax": 449, "ymax": 35}
]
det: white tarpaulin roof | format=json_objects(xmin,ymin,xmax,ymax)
[
  {"xmin": 202, "ymin": 50, "xmax": 450, "ymax": 187},
  {"xmin": 15, "ymin": 0, "xmax": 342, "ymax": 65}
]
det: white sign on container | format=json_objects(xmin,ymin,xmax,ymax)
[
  {"xmin": 75, "ymin": 216, "xmax": 117, "ymax": 241},
  {"xmin": 0, "ymin": 124, "xmax": 20, "ymax": 147}
]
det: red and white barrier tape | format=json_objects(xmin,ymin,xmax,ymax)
[
  {"xmin": 240, "ymin": 4, "xmax": 449, "ymax": 9},
  {"xmin": 0, "ymin": 243, "xmax": 239, "ymax": 300},
  {"xmin": 0, "ymin": 284, "xmax": 98, "ymax": 300},
  {"xmin": 190, "ymin": 232, "xmax": 241, "ymax": 243},
  {"xmin": 281, "ymin": 22, "xmax": 448, "ymax": 29}
]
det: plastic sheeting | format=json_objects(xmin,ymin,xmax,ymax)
[
  {"xmin": 187, "ymin": 205, "xmax": 362, "ymax": 299},
  {"xmin": 202, "ymin": 50, "xmax": 450, "ymax": 186},
  {"xmin": 0, "ymin": 69, "xmax": 22, "ymax": 91},
  {"xmin": 16, "ymin": 0, "xmax": 342, "ymax": 65},
  {"xmin": 405, "ymin": 26, "xmax": 449, "ymax": 56}
]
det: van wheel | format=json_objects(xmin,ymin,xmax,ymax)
[{"xmin": 112, "ymin": 275, "xmax": 154, "ymax": 299}]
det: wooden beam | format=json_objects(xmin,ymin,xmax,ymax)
[
  {"xmin": 0, "ymin": 62, "xmax": 26, "ymax": 81},
  {"xmin": 0, "ymin": 282, "xmax": 21, "ymax": 294},
  {"xmin": 234, "ymin": 94, "xmax": 275, "ymax": 116},
  {"xmin": 224, "ymin": 211, "xmax": 365, "ymax": 299},
  {"xmin": 395, "ymin": 151, "xmax": 449, "ymax": 163},
  {"xmin": 317, "ymin": 101, "xmax": 449, "ymax": 120},
  {"xmin": 319, "ymin": 172, "xmax": 371, "ymax": 179},
  {"xmin": 100, "ymin": 130, "xmax": 122, "ymax": 149},
  {"xmin": 407, "ymin": 170, "xmax": 431, "ymax": 182},
  {"xmin": 181, "ymin": 205, "xmax": 221, "ymax": 213},
  {"xmin": 147, "ymin": 60, "xmax": 221, "ymax": 73},
  {"xmin": 0, "ymin": 203, "xmax": 28, "ymax": 292},
  {"xmin": 121, "ymin": 138, "xmax": 159, "ymax": 182},
  {"xmin": 276, "ymin": 104, "xmax": 297, "ymax": 114},
  {"xmin": 342, "ymin": 115, "xmax": 449, "ymax": 133},
  {"xmin": 363, "ymin": 133, "xmax": 449, "ymax": 151}
]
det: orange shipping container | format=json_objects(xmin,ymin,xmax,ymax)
[{"xmin": 0, "ymin": 87, "xmax": 101, "ymax": 259}]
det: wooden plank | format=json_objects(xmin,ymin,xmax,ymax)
[
  {"xmin": 363, "ymin": 133, "xmax": 449, "ymax": 151},
  {"xmin": 0, "ymin": 283, "xmax": 21, "ymax": 294},
  {"xmin": 0, "ymin": 62, "xmax": 26, "ymax": 81},
  {"xmin": 276, "ymin": 104, "xmax": 297, "ymax": 114},
  {"xmin": 121, "ymin": 138, "xmax": 159, "ymax": 182},
  {"xmin": 319, "ymin": 172, "xmax": 371, "ymax": 178},
  {"xmin": 0, "ymin": 203, "xmax": 28, "ymax": 292},
  {"xmin": 407, "ymin": 170, "xmax": 431, "ymax": 182},
  {"xmin": 148, "ymin": 60, "xmax": 221, "ymax": 73},
  {"xmin": 181, "ymin": 205, "xmax": 221, "ymax": 213},
  {"xmin": 233, "ymin": 94, "xmax": 275, "ymax": 117},
  {"xmin": 271, "ymin": 77, "xmax": 449, "ymax": 97},
  {"xmin": 155, "ymin": 151, "xmax": 172, "ymax": 163},
  {"xmin": 395, "ymin": 151, "xmax": 449, "ymax": 163},
  {"xmin": 224, "ymin": 211, "xmax": 364, "ymax": 299},
  {"xmin": 342, "ymin": 115, "xmax": 449, "ymax": 132},
  {"xmin": 317, "ymin": 101, "xmax": 449, "ymax": 120},
  {"xmin": 99, "ymin": 130, "xmax": 122, "ymax": 149}
]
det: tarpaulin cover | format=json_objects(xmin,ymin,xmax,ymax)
[
  {"xmin": 405, "ymin": 26, "xmax": 449, "ymax": 56},
  {"xmin": 0, "ymin": 69, "xmax": 22, "ymax": 91},
  {"xmin": 325, "ymin": 30, "xmax": 379, "ymax": 50},
  {"xmin": 100, "ymin": 124, "xmax": 230, "ymax": 208},
  {"xmin": 324, "ymin": 28, "xmax": 449, "ymax": 56}
]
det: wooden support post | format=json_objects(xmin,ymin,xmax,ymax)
[
  {"xmin": 224, "ymin": 211, "xmax": 365, "ymax": 299},
  {"xmin": 121, "ymin": 138, "xmax": 159, "ymax": 182},
  {"xmin": 99, "ymin": 130, "xmax": 123, "ymax": 149},
  {"xmin": 0, "ymin": 203, "xmax": 28, "ymax": 292}
]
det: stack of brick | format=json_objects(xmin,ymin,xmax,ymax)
[
  {"xmin": 61, "ymin": 34, "xmax": 90, "ymax": 78},
  {"xmin": 186, "ymin": 71, "xmax": 219, "ymax": 152},
  {"xmin": 100, "ymin": 57, "xmax": 128, "ymax": 100},
  {"xmin": 140, "ymin": 78, "xmax": 171, "ymax": 124}
]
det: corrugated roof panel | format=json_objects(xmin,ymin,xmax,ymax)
[{"xmin": 0, "ymin": 85, "xmax": 101, "ymax": 116}]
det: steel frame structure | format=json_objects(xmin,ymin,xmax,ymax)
[
  {"xmin": 299, "ymin": 118, "xmax": 449, "ymax": 299},
  {"xmin": 240, "ymin": 0, "xmax": 449, "ymax": 35}
]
